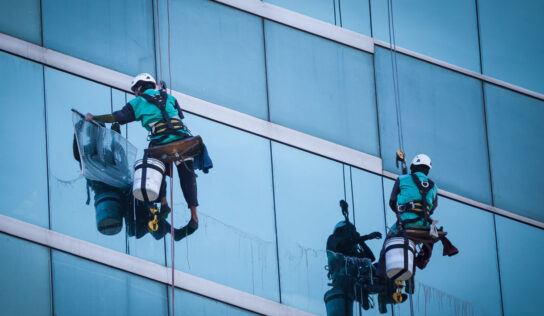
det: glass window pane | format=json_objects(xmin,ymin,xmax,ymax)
[
  {"xmin": 265, "ymin": 0, "xmax": 336, "ymax": 24},
  {"xmin": 370, "ymin": 0, "xmax": 481, "ymax": 72},
  {"xmin": 0, "ymin": 0, "xmax": 41, "ymax": 44},
  {"xmin": 382, "ymin": 179, "xmax": 502, "ymax": 315},
  {"xmin": 165, "ymin": 115, "xmax": 279, "ymax": 301},
  {"xmin": 496, "ymin": 216, "xmax": 544, "ymax": 316},
  {"xmin": 478, "ymin": 0, "xmax": 544, "ymax": 94},
  {"xmin": 0, "ymin": 52, "xmax": 49, "ymax": 227},
  {"xmin": 52, "ymin": 251, "xmax": 167, "ymax": 316},
  {"xmin": 485, "ymin": 84, "xmax": 544, "ymax": 222},
  {"xmin": 338, "ymin": 0, "xmax": 372, "ymax": 36},
  {"xmin": 266, "ymin": 21, "xmax": 379, "ymax": 156},
  {"xmin": 375, "ymin": 47, "xmax": 492, "ymax": 204},
  {"xmin": 156, "ymin": 0, "xmax": 268, "ymax": 119},
  {"xmin": 45, "ymin": 68, "xmax": 125, "ymax": 252},
  {"xmin": 0, "ymin": 234, "xmax": 51, "ymax": 316},
  {"xmin": 42, "ymin": 0, "xmax": 154, "ymax": 75},
  {"xmin": 271, "ymin": 142, "xmax": 344, "ymax": 314},
  {"xmin": 171, "ymin": 288, "xmax": 258, "ymax": 315}
]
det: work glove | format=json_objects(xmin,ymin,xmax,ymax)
[{"xmin": 360, "ymin": 231, "xmax": 382, "ymax": 241}]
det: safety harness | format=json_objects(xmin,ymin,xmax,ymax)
[
  {"xmin": 396, "ymin": 174, "xmax": 435, "ymax": 226},
  {"xmin": 140, "ymin": 90, "xmax": 190, "ymax": 144}
]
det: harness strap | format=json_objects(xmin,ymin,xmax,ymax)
[
  {"xmin": 141, "ymin": 91, "xmax": 190, "ymax": 144},
  {"xmin": 410, "ymin": 174, "xmax": 435, "ymax": 224}
]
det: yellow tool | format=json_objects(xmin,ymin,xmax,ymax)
[
  {"xmin": 148, "ymin": 206, "xmax": 160, "ymax": 232},
  {"xmin": 392, "ymin": 281, "xmax": 405, "ymax": 303}
]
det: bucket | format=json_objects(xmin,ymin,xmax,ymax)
[
  {"xmin": 385, "ymin": 237, "xmax": 416, "ymax": 281},
  {"xmin": 94, "ymin": 191, "xmax": 123, "ymax": 235},
  {"xmin": 324, "ymin": 288, "xmax": 352, "ymax": 316},
  {"xmin": 133, "ymin": 157, "xmax": 165, "ymax": 202}
]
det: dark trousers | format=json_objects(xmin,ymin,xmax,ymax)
[{"xmin": 159, "ymin": 159, "xmax": 198, "ymax": 208}]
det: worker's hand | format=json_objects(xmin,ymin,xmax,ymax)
[
  {"xmin": 364, "ymin": 231, "xmax": 382, "ymax": 240},
  {"xmin": 85, "ymin": 113, "xmax": 94, "ymax": 121}
]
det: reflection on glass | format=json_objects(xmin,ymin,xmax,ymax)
[
  {"xmin": 324, "ymin": 200, "xmax": 382, "ymax": 315},
  {"xmin": 272, "ymin": 142, "xmax": 344, "ymax": 314}
]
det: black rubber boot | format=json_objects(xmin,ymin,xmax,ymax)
[{"xmin": 174, "ymin": 218, "xmax": 199, "ymax": 241}]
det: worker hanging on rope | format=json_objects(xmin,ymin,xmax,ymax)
[
  {"xmin": 85, "ymin": 73, "xmax": 212, "ymax": 241},
  {"xmin": 375, "ymin": 153, "xmax": 458, "ymax": 280},
  {"xmin": 324, "ymin": 200, "xmax": 382, "ymax": 316}
]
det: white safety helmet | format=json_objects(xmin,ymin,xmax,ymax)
[
  {"xmin": 130, "ymin": 73, "xmax": 156, "ymax": 92},
  {"xmin": 411, "ymin": 154, "xmax": 432, "ymax": 169}
]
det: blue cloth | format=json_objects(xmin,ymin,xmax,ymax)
[{"xmin": 193, "ymin": 144, "xmax": 213, "ymax": 173}]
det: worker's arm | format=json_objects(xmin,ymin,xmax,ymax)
[
  {"xmin": 430, "ymin": 193, "xmax": 438, "ymax": 215},
  {"xmin": 388, "ymin": 178, "xmax": 401, "ymax": 212},
  {"xmin": 85, "ymin": 103, "xmax": 136, "ymax": 125},
  {"xmin": 174, "ymin": 99, "xmax": 185, "ymax": 119}
]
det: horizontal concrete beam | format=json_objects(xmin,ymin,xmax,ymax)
[{"xmin": 0, "ymin": 215, "xmax": 313, "ymax": 316}]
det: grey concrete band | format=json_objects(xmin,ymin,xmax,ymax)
[
  {"xmin": 0, "ymin": 215, "xmax": 313, "ymax": 316},
  {"xmin": 0, "ymin": 32, "xmax": 541, "ymax": 229},
  {"xmin": 213, "ymin": 0, "xmax": 374, "ymax": 53}
]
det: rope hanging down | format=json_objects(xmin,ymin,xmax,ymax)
[
  {"xmin": 386, "ymin": 0, "xmax": 405, "ymax": 154},
  {"xmin": 387, "ymin": 1, "xmax": 414, "ymax": 316},
  {"xmin": 155, "ymin": 0, "xmax": 176, "ymax": 315}
]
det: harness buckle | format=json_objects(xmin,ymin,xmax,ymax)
[{"xmin": 421, "ymin": 181, "xmax": 430, "ymax": 188}]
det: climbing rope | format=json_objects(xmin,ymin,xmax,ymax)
[
  {"xmin": 386, "ymin": 0, "xmax": 405, "ymax": 154},
  {"xmin": 155, "ymin": 0, "xmax": 163, "ymax": 83},
  {"xmin": 169, "ymin": 163, "xmax": 175, "ymax": 316},
  {"xmin": 386, "ymin": 2, "xmax": 414, "ymax": 315},
  {"xmin": 154, "ymin": 1, "xmax": 176, "ymax": 314}
]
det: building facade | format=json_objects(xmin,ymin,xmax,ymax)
[{"xmin": 0, "ymin": 0, "xmax": 543, "ymax": 315}]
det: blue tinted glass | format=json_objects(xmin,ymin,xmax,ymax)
[
  {"xmin": 45, "ymin": 68, "xmax": 125, "ymax": 251},
  {"xmin": 52, "ymin": 251, "xmax": 167, "ymax": 316},
  {"xmin": 0, "ymin": 234, "xmax": 51, "ymax": 315},
  {"xmin": 155, "ymin": 0, "xmax": 268, "ymax": 119},
  {"xmin": 478, "ymin": 0, "xmax": 544, "ymax": 93},
  {"xmin": 171, "ymin": 288, "xmax": 258, "ymax": 315},
  {"xmin": 266, "ymin": 21, "xmax": 379, "ymax": 156},
  {"xmin": 338, "ymin": 0, "xmax": 372, "ymax": 36},
  {"xmin": 370, "ymin": 0, "xmax": 480, "ymax": 72},
  {"xmin": 266, "ymin": 0, "xmax": 335, "ymax": 24},
  {"xmin": 496, "ymin": 216, "xmax": 544, "ymax": 316},
  {"xmin": 165, "ymin": 114, "xmax": 279, "ymax": 301},
  {"xmin": 382, "ymin": 179, "xmax": 502, "ymax": 315},
  {"xmin": 0, "ymin": 0, "xmax": 41, "ymax": 44},
  {"xmin": 0, "ymin": 52, "xmax": 49, "ymax": 227},
  {"xmin": 271, "ymin": 142, "xmax": 344, "ymax": 314},
  {"xmin": 375, "ymin": 47, "xmax": 492, "ymax": 204},
  {"xmin": 42, "ymin": 0, "xmax": 154, "ymax": 75},
  {"xmin": 485, "ymin": 84, "xmax": 544, "ymax": 222},
  {"xmin": 111, "ymin": 89, "xmax": 166, "ymax": 265}
]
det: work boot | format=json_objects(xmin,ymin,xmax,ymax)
[{"xmin": 174, "ymin": 218, "xmax": 199, "ymax": 241}]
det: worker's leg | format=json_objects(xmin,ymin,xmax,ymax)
[
  {"xmin": 176, "ymin": 159, "xmax": 198, "ymax": 221},
  {"xmin": 174, "ymin": 160, "xmax": 199, "ymax": 241}
]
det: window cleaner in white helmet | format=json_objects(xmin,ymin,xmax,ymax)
[
  {"xmin": 374, "ymin": 154, "xmax": 458, "ymax": 284},
  {"xmin": 86, "ymin": 73, "xmax": 212, "ymax": 241}
]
